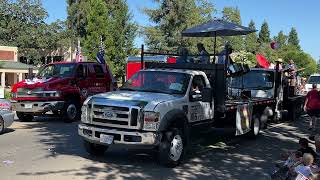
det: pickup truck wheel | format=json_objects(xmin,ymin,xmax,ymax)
[
  {"xmin": 0, "ymin": 117, "xmax": 4, "ymax": 134},
  {"xmin": 16, "ymin": 112, "xmax": 34, "ymax": 122},
  {"xmin": 158, "ymin": 128, "xmax": 185, "ymax": 167},
  {"xmin": 63, "ymin": 100, "xmax": 80, "ymax": 123},
  {"xmin": 83, "ymin": 140, "xmax": 108, "ymax": 156}
]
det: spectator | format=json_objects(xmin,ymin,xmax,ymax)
[
  {"xmin": 294, "ymin": 153, "xmax": 315, "ymax": 179},
  {"xmin": 298, "ymin": 138, "xmax": 318, "ymax": 160},
  {"xmin": 304, "ymin": 84, "xmax": 320, "ymax": 131},
  {"xmin": 197, "ymin": 43, "xmax": 210, "ymax": 64}
]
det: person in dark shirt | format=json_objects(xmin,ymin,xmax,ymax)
[{"xmin": 304, "ymin": 84, "xmax": 320, "ymax": 131}]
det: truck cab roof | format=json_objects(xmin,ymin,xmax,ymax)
[
  {"xmin": 141, "ymin": 68, "xmax": 207, "ymax": 76},
  {"xmin": 49, "ymin": 61, "xmax": 102, "ymax": 65}
]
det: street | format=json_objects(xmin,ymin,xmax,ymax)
[{"xmin": 0, "ymin": 115, "xmax": 314, "ymax": 180}]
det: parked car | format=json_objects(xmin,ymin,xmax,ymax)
[
  {"xmin": 305, "ymin": 74, "xmax": 320, "ymax": 93},
  {"xmin": 11, "ymin": 61, "xmax": 114, "ymax": 122},
  {"xmin": 0, "ymin": 99, "xmax": 14, "ymax": 134}
]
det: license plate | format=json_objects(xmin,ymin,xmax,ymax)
[
  {"xmin": 25, "ymin": 104, "xmax": 33, "ymax": 109},
  {"xmin": 100, "ymin": 134, "xmax": 114, "ymax": 144}
]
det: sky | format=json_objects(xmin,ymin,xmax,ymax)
[{"xmin": 43, "ymin": 0, "xmax": 319, "ymax": 60}]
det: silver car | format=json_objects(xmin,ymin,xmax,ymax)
[{"xmin": 0, "ymin": 99, "xmax": 15, "ymax": 134}]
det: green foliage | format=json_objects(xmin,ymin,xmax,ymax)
[
  {"xmin": 258, "ymin": 21, "xmax": 271, "ymax": 44},
  {"xmin": 222, "ymin": 7, "xmax": 243, "ymax": 51},
  {"xmin": 283, "ymin": 50, "xmax": 316, "ymax": 76},
  {"xmin": 0, "ymin": 0, "xmax": 69, "ymax": 64},
  {"xmin": 274, "ymin": 30, "xmax": 287, "ymax": 48},
  {"xmin": 288, "ymin": 27, "xmax": 300, "ymax": 50},
  {"xmin": 143, "ymin": 0, "xmax": 215, "ymax": 53},
  {"xmin": 67, "ymin": 0, "xmax": 137, "ymax": 79},
  {"xmin": 244, "ymin": 20, "xmax": 258, "ymax": 53}
]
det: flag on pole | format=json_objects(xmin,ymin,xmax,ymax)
[
  {"xmin": 75, "ymin": 38, "xmax": 82, "ymax": 62},
  {"xmin": 96, "ymin": 36, "xmax": 106, "ymax": 64}
]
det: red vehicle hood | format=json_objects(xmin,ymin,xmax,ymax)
[{"xmin": 11, "ymin": 77, "xmax": 59, "ymax": 92}]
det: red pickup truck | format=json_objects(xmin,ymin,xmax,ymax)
[{"xmin": 11, "ymin": 61, "xmax": 114, "ymax": 122}]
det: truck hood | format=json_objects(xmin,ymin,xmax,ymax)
[
  {"xmin": 12, "ymin": 77, "xmax": 68, "ymax": 92},
  {"xmin": 91, "ymin": 91, "xmax": 183, "ymax": 109}
]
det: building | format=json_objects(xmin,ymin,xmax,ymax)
[{"xmin": 0, "ymin": 46, "xmax": 38, "ymax": 88}]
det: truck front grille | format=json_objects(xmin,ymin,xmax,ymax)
[{"xmin": 91, "ymin": 104, "xmax": 141, "ymax": 129}]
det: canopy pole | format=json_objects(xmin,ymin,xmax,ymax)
[{"xmin": 213, "ymin": 32, "xmax": 217, "ymax": 63}]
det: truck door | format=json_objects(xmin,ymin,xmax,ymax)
[
  {"xmin": 76, "ymin": 64, "xmax": 89, "ymax": 101},
  {"xmin": 89, "ymin": 64, "xmax": 107, "ymax": 94},
  {"xmin": 188, "ymin": 75, "xmax": 212, "ymax": 123}
]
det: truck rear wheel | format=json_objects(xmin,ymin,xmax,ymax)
[
  {"xmin": 83, "ymin": 140, "xmax": 108, "ymax": 156},
  {"xmin": 158, "ymin": 128, "xmax": 185, "ymax": 167},
  {"xmin": 246, "ymin": 114, "xmax": 261, "ymax": 139},
  {"xmin": 16, "ymin": 112, "xmax": 34, "ymax": 122},
  {"xmin": 63, "ymin": 99, "xmax": 80, "ymax": 123}
]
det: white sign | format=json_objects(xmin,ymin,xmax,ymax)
[{"xmin": 0, "ymin": 87, "xmax": 4, "ymax": 99}]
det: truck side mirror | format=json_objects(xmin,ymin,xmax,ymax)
[{"xmin": 201, "ymin": 87, "xmax": 213, "ymax": 102}]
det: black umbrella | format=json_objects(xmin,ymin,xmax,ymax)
[{"xmin": 182, "ymin": 19, "xmax": 256, "ymax": 56}]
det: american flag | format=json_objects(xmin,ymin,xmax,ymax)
[
  {"xmin": 75, "ymin": 39, "xmax": 82, "ymax": 62},
  {"xmin": 96, "ymin": 37, "xmax": 106, "ymax": 64}
]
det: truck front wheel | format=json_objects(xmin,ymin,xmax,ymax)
[
  {"xmin": 158, "ymin": 128, "xmax": 185, "ymax": 167},
  {"xmin": 83, "ymin": 140, "xmax": 108, "ymax": 156},
  {"xmin": 63, "ymin": 99, "xmax": 80, "ymax": 123},
  {"xmin": 16, "ymin": 112, "xmax": 34, "ymax": 122}
]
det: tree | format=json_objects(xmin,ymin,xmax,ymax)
[
  {"xmin": 143, "ymin": 0, "xmax": 215, "ymax": 52},
  {"xmin": 258, "ymin": 21, "xmax": 271, "ymax": 44},
  {"xmin": 0, "ymin": 0, "xmax": 67, "ymax": 64},
  {"xmin": 68, "ymin": 0, "xmax": 137, "ymax": 79},
  {"xmin": 274, "ymin": 30, "xmax": 287, "ymax": 48},
  {"xmin": 288, "ymin": 27, "xmax": 300, "ymax": 49},
  {"xmin": 284, "ymin": 50, "xmax": 316, "ymax": 76},
  {"xmin": 244, "ymin": 20, "xmax": 258, "ymax": 53},
  {"xmin": 222, "ymin": 7, "xmax": 243, "ymax": 51}
]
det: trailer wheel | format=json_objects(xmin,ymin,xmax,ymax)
[
  {"xmin": 158, "ymin": 128, "xmax": 185, "ymax": 167},
  {"xmin": 0, "ymin": 117, "xmax": 5, "ymax": 134},
  {"xmin": 16, "ymin": 112, "xmax": 34, "ymax": 122},
  {"xmin": 83, "ymin": 140, "xmax": 108, "ymax": 156}
]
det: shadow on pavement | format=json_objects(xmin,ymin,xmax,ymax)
[{"xmin": 16, "ymin": 115, "xmax": 315, "ymax": 180}]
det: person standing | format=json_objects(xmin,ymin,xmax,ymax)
[
  {"xmin": 286, "ymin": 59, "xmax": 297, "ymax": 96},
  {"xmin": 304, "ymin": 84, "xmax": 320, "ymax": 131},
  {"xmin": 197, "ymin": 43, "xmax": 210, "ymax": 64}
]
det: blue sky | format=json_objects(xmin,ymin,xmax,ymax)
[{"xmin": 43, "ymin": 0, "xmax": 319, "ymax": 60}]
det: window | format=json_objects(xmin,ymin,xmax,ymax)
[
  {"xmin": 93, "ymin": 65, "xmax": 104, "ymax": 78},
  {"xmin": 76, "ymin": 64, "xmax": 87, "ymax": 78},
  {"xmin": 191, "ymin": 75, "xmax": 206, "ymax": 91},
  {"xmin": 230, "ymin": 70, "xmax": 274, "ymax": 90}
]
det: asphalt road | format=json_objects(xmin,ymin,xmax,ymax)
[{"xmin": 0, "ymin": 115, "xmax": 315, "ymax": 180}]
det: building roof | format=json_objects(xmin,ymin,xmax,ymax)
[{"xmin": 0, "ymin": 61, "xmax": 34, "ymax": 70}]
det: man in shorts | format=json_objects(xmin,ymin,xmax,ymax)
[{"xmin": 304, "ymin": 84, "xmax": 320, "ymax": 131}]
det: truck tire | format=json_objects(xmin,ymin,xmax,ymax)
[
  {"xmin": 83, "ymin": 140, "xmax": 108, "ymax": 156},
  {"xmin": 158, "ymin": 128, "xmax": 185, "ymax": 167},
  {"xmin": 16, "ymin": 112, "xmax": 34, "ymax": 122},
  {"xmin": 247, "ymin": 114, "xmax": 261, "ymax": 139},
  {"xmin": 63, "ymin": 99, "xmax": 80, "ymax": 123},
  {"xmin": 0, "ymin": 117, "xmax": 4, "ymax": 134}
]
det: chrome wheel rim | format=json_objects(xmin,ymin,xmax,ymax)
[
  {"xmin": 253, "ymin": 117, "xmax": 260, "ymax": 135},
  {"xmin": 169, "ymin": 134, "xmax": 183, "ymax": 161},
  {"xmin": 67, "ymin": 104, "xmax": 77, "ymax": 120}
]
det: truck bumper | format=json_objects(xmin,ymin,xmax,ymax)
[
  {"xmin": 11, "ymin": 101, "xmax": 64, "ymax": 113},
  {"xmin": 78, "ymin": 124, "xmax": 160, "ymax": 146}
]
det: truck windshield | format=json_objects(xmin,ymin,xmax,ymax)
[
  {"xmin": 230, "ymin": 70, "xmax": 274, "ymax": 90},
  {"xmin": 37, "ymin": 64, "xmax": 76, "ymax": 78},
  {"xmin": 307, "ymin": 76, "xmax": 320, "ymax": 84},
  {"xmin": 120, "ymin": 71, "xmax": 190, "ymax": 95}
]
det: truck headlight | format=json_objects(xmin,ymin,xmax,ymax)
[
  {"xmin": 143, "ymin": 111, "xmax": 160, "ymax": 131},
  {"xmin": 81, "ymin": 105, "xmax": 91, "ymax": 123}
]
